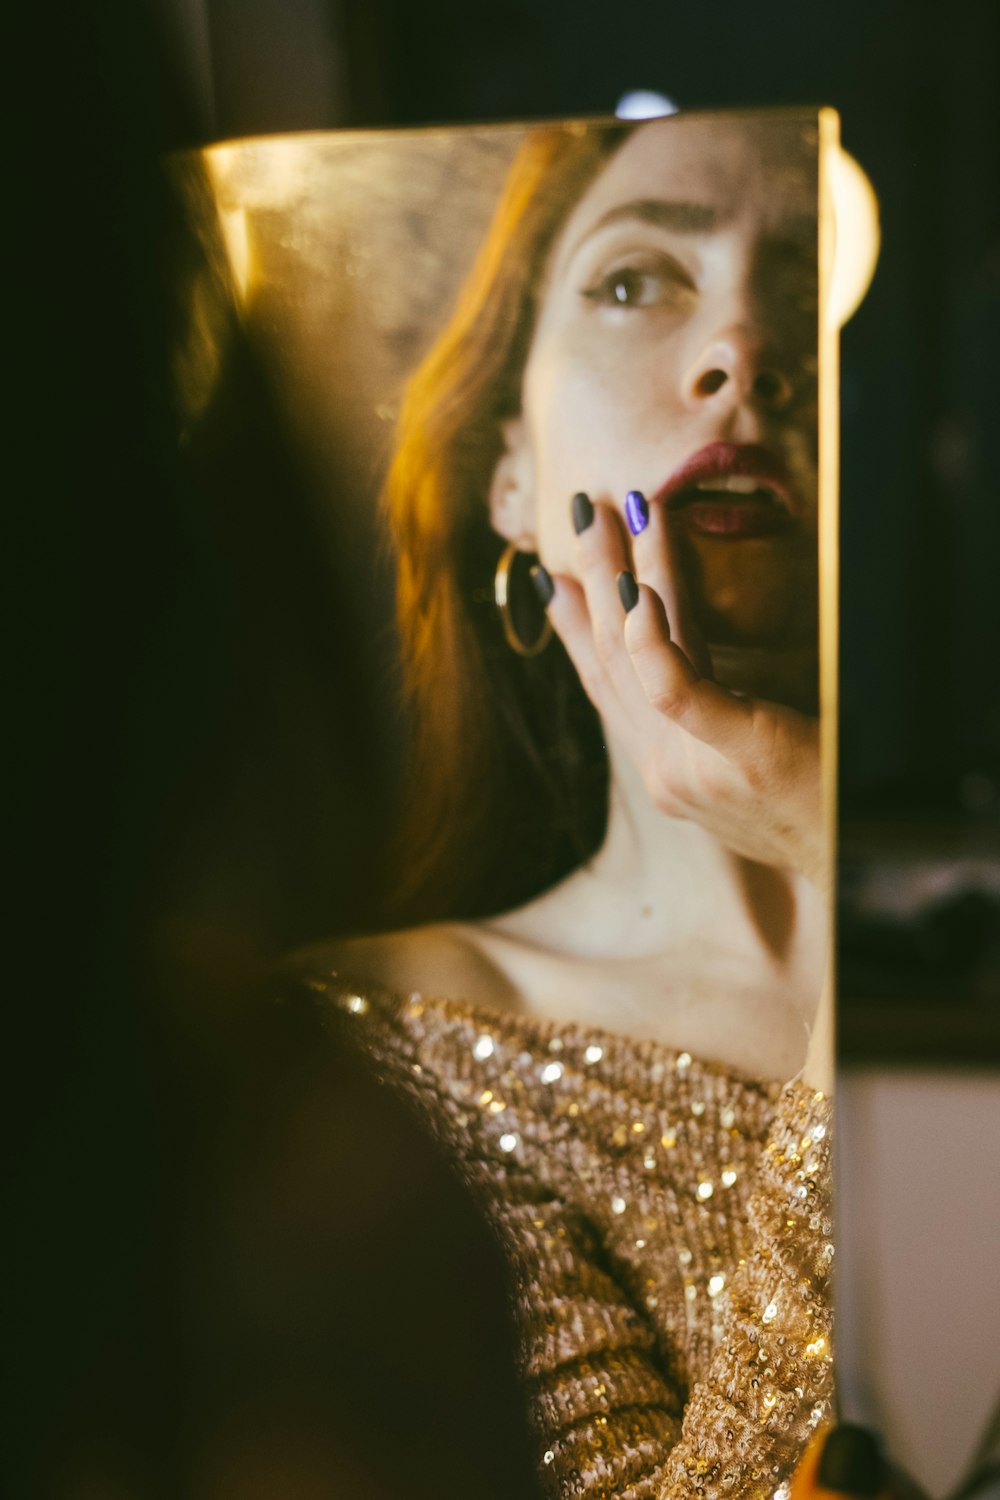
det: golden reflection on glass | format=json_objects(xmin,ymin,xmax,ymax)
[{"xmin": 168, "ymin": 112, "xmax": 881, "ymax": 1492}]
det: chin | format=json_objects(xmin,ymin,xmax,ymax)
[
  {"xmin": 708, "ymin": 642, "xmax": 820, "ymax": 715},
  {"xmin": 681, "ymin": 533, "xmax": 819, "ymax": 713}
]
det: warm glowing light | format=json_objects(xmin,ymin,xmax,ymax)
[
  {"xmin": 204, "ymin": 136, "xmax": 321, "ymax": 303},
  {"xmin": 217, "ymin": 207, "xmax": 250, "ymax": 300},
  {"xmin": 826, "ymin": 144, "xmax": 880, "ymax": 329}
]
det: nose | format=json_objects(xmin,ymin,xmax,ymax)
[{"xmin": 681, "ymin": 323, "xmax": 796, "ymax": 413}]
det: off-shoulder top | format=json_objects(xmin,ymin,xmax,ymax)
[{"xmin": 295, "ymin": 965, "xmax": 834, "ymax": 1500}]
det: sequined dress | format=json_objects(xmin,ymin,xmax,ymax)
[{"xmin": 298, "ymin": 967, "xmax": 834, "ymax": 1500}]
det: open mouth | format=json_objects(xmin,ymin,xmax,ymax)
[{"xmin": 653, "ymin": 444, "xmax": 797, "ymax": 538}]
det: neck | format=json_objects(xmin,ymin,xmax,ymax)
[
  {"xmin": 476, "ymin": 726, "xmax": 827, "ymax": 1072},
  {"xmin": 589, "ymin": 730, "xmax": 806, "ymax": 957},
  {"xmin": 505, "ymin": 726, "xmax": 821, "ymax": 975}
]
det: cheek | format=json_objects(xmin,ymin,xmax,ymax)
[
  {"xmin": 522, "ymin": 353, "xmax": 614, "ymax": 567},
  {"xmin": 522, "ymin": 330, "xmax": 683, "ymax": 560}
]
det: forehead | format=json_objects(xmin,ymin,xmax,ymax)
[{"xmin": 556, "ymin": 115, "xmax": 817, "ymax": 251}]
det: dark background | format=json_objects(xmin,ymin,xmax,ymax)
[{"xmin": 11, "ymin": 1, "xmax": 999, "ymax": 1495}]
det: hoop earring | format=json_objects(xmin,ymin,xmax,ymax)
[{"xmin": 494, "ymin": 538, "xmax": 553, "ymax": 658}]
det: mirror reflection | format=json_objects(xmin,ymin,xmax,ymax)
[{"xmin": 186, "ymin": 110, "xmax": 835, "ymax": 1492}]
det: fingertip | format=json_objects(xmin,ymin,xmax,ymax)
[
  {"xmin": 571, "ymin": 491, "xmax": 594, "ymax": 534},
  {"xmin": 622, "ymin": 580, "xmax": 671, "ymax": 637},
  {"xmin": 541, "ymin": 569, "xmax": 586, "ymax": 628},
  {"xmin": 530, "ymin": 563, "xmax": 554, "ymax": 607},
  {"xmin": 617, "ymin": 569, "xmax": 639, "ymax": 613},
  {"xmin": 624, "ymin": 489, "xmax": 649, "ymax": 536}
]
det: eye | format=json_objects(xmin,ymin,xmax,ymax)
[{"xmin": 581, "ymin": 256, "xmax": 692, "ymax": 309}]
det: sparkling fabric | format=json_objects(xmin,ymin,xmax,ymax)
[{"xmin": 296, "ymin": 968, "xmax": 834, "ymax": 1500}]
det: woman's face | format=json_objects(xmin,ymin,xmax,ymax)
[{"xmin": 500, "ymin": 115, "xmax": 820, "ymax": 665}]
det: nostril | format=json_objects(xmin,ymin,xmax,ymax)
[
  {"xmin": 696, "ymin": 369, "xmax": 728, "ymax": 396},
  {"xmin": 754, "ymin": 370, "xmax": 786, "ymax": 403}
]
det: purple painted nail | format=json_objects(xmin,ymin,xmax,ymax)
[{"xmin": 625, "ymin": 490, "xmax": 649, "ymax": 536}]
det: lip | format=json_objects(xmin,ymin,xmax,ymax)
[{"xmin": 651, "ymin": 442, "xmax": 798, "ymax": 538}]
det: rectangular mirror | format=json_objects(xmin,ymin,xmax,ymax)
[{"xmin": 171, "ymin": 108, "xmax": 841, "ymax": 1493}]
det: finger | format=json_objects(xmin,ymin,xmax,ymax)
[
  {"xmin": 534, "ymin": 568, "xmax": 619, "ymax": 721},
  {"xmin": 625, "ymin": 489, "xmax": 713, "ymax": 678},
  {"xmin": 571, "ymin": 495, "xmax": 648, "ymax": 712},
  {"xmin": 622, "ymin": 580, "xmax": 755, "ymax": 756}
]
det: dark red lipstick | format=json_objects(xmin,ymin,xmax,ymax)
[{"xmin": 652, "ymin": 442, "xmax": 797, "ymax": 538}]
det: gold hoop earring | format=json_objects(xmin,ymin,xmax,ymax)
[{"xmin": 494, "ymin": 538, "xmax": 553, "ymax": 658}]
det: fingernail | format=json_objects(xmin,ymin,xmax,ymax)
[
  {"xmin": 531, "ymin": 563, "xmax": 554, "ymax": 606},
  {"xmin": 817, "ymin": 1425, "xmax": 886, "ymax": 1497},
  {"xmin": 617, "ymin": 570, "xmax": 639, "ymax": 613},
  {"xmin": 625, "ymin": 489, "xmax": 649, "ymax": 536},
  {"xmin": 571, "ymin": 491, "xmax": 594, "ymax": 534}
]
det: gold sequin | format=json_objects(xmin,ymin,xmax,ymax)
[{"xmin": 305, "ymin": 972, "xmax": 834, "ymax": 1496}]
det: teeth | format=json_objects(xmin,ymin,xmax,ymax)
[{"xmin": 695, "ymin": 474, "xmax": 766, "ymax": 494}]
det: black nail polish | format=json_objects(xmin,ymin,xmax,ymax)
[
  {"xmin": 617, "ymin": 570, "xmax": 639, "ymax": 613},
  {"xmin": 531, "ymin": 564, "xmax": 554, "ymax": 607},
  {"xmin": 817, "ymin": 1425, "xmax": 886, "ymax": 1497},
  {"xmin": 571, "ymin": 491, "xmax": 594, "ymax": 534}
]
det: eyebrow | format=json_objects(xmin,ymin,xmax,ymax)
[
  {"xmin": 564, "ymin": 198, "xmax": 818, "ymax": 265},
  {"xmin": 566, "ymin": 198, "xmax": 723, "ymax": 260}
]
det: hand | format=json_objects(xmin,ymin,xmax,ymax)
[{"xmin": 538, "ymin": 491, "xmax": 828, "ymax": 889}]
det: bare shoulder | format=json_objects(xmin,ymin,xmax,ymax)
[{"xmin": 293, "ymin": 922, "xmax": 522, "ymax": 1011}]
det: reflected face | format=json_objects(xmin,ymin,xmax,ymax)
[{"xmin": 514, "ymin": 116, "xmax": 819, "ymax": 660}]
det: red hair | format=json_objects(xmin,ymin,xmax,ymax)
[{"xmin": 383, "ymin": 122, "xmax": 629, "ymax": 922}]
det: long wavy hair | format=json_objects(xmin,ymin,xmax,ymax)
[{"xmin": 383, "ymin": 121, "xmax": 631, "ymax": 924}]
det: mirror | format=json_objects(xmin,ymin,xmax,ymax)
[{"xmin": 170, "ymin": 109, "xmax": 843, "ymax": 1491}]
